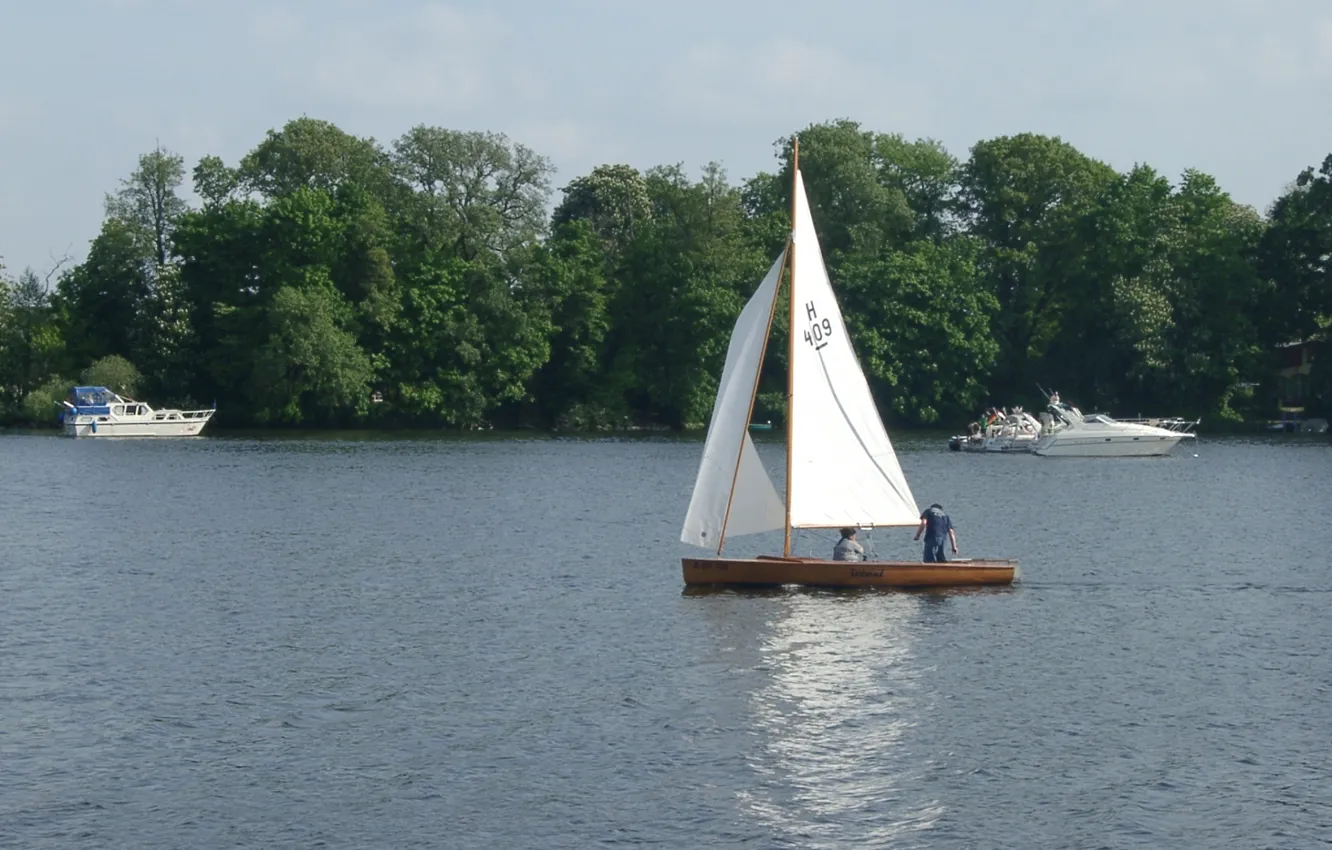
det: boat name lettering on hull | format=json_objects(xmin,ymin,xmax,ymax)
[{"xmin": 850, "ymin": 568, "xmax": 884, "ymax": 577}]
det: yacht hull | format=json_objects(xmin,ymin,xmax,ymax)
[
  {"xmin": 1033, "ymin": 434, "xmax": 1191, "ymax": 457},
  {"xmin": 63, "ymin": 415, "xmax": 213, "ymax": 438},
  {"xmin": 949, "ymin": 435, "xmax": 1037, "ymax": 453},
  {"xmin": 682, "ymin": 555, "xmax": 1018, "ymax": 587}
]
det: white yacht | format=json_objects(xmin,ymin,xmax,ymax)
[
  {"xmin": 1033, "ymin": 397, "xmax": 1197, "ymax": 457},
  {"xmin": 60, "ymin": 386, "xmax": 215, "ymax": 438},
  {"xmin": 949, "ymin": 408, "xmax": 1043, "ymax": 453}
]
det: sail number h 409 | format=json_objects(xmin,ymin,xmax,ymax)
[{"xmin": 802, "ymin": 300, "xmax": 832, "ymax": 351}]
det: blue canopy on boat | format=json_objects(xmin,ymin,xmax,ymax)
[{"xmin": 65, "ymin": 386, "xmax": 118, "ymax": 416}]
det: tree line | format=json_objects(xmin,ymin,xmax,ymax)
[{"xmin": 1, "ymin": 118, "xmax": 1328, "ymax": 431}]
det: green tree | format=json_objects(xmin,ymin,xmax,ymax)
[
  {"xmin": 1260, "ymin": 154, "xmax": 1332, "ymax": 413},
  {"xmin": 383, "ymin": 256, "xmax": 550, "ymax": 427},
  {"xmin": 749, "ymin": 121, "xmax": 915, "ymax": 264},
  {"xmin": 1261, "ymin": 154, "xmax": 1332, "ymax": 340},
  {"xmin": 172, "ymin": 198, "xmax": 266, "ymax": 410},
  {"xmin": 552, "ymin": 164, "xmax": 652, "ymax": 271},
  {"xmin": 81, "ymin": 354, "xmax": 142, "ymax": 397},
  {"xmin": 0, "ymin": 268, "xmax": 65, "ymax": 410},
  {"xmin": 836, "ymin": 238, "xmax": 999, "ymax": 424},
  {"xmin": 1044, "ymin": 166, "xmax": 1266, "ymax": 417},
  {"xmin": 23, "ymin": 376, "xmax": 71, "ymax": 425},
  {"xmin": 238, "ymin": 117, "xmax": 391, "ymax": 200},
  {"xmin": 391, "ymin": 126, "xmax": 553, "ymax": 261},
  {"xmin": 1159, "ymin": 171, "xmax": 1266, "ymax": 417},
  {"xmin": 193, "ymin": 154, "xmax": 239, "ymax": 208},
  {"xmin": 251, "ymin": 284, "xmax": 373, "ymax": 423},
  {"xmin": 959, "ymin": 133, "xmax": 1117, "ymax": 397},
  {"xmin": 873, "ymin": 133, "xmax": 961, "ymax": 239},
  {"xmin": 174, "ymin": 179, "xmax": 405, "ymax": 424},
  {"xmin": 1046, "ymin": 164, "xmax": 1179, "ymax": 409},
  {"xmin": 105, "ymin": 144, "xmax": 189, "ymax": 266},
  {"xmin": 261, "ymin": 187, "xmax": 343, "ymax": 279},
  {"xmin": 521, "ymin": 221, "xmax": 613, "ymax": 428},
  {"xmin": 57, "ymin": 146, "xmax": 196, "ymax": 402},
  {"xmin": 0, "ymin": 266, "xmax": 14, "ymax": 414},
  {"xmin": 606, "ymin": 163, "xmax": 769, "ymax": 428},
  {"xmin": 55, "ymin": 218, "xmax": 153, "ymax": 367},
  {"xmin": 330, "ymin": 184, "xmax": 401, "ymax": 360},
  {"xmin": 18, "ymin": 113, "xmax": 1306, "ymax": 430}
]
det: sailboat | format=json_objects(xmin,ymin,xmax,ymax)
[{"xmin": 679, "ymin": 141, "xmax": 1018, "ymax": 588}]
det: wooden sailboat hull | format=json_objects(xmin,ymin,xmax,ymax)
[{"xmin": 682, "ymin": 555, "xmax": 1018, "ymax": 588}]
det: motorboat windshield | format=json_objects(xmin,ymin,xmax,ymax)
[{"xmin": 69, "ymin": 386, "xmax": 126, "ymax": 408}]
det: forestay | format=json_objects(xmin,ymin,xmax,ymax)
[
  {"xmin": 680, "ymin": 251, "xmax": 788, "ymax": 549},
  {"xmin": 786, "ymin": 171, "xmax": 920, "ymax": 528}
]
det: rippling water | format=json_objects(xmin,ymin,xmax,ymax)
[{"xmin": 2, "ymin": 431, "xmax": 1330, "ymax": 849}]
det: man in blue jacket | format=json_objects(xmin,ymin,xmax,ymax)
[{"xmin": 913, "ymin": 503, "xmax": 958, "ymax": 562}]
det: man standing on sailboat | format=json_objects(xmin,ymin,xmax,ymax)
[{"xmin": 914, "ymin": 504, "xmax": 958, "ymax": 562}]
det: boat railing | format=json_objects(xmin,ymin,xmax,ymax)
[{"xmin": 1116, "ymin": 416, "xmax": 1200, "ymax": 433}]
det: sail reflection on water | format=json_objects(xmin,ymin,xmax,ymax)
[{"xmin": 740, "ymin": 593, "xmax": 944, "ymax": 845}]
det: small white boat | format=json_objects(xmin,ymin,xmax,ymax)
[
  {"xmin": 59, "ymin": 386, "xmax": 215, "ymax": 438},
  {"xmin": 949, "ymin": 407, "xmax": 1042, "ymax": 452},
  {"xmin": 1033, "ymin": 398, "xmax": 1197, "ymax": 457}
]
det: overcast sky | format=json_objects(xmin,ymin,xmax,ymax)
[{"xmin": 2, "ymin": 0, "xmax": 1330, "ymax": 277}]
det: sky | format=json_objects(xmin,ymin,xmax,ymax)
[{"xmin": 2, "ymin": 0, "xmax": 1330, "ymax": 278}]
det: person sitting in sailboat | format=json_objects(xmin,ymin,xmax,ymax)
[{"xmin": 832, "ymin": 527, "xmax": 866, "ymax": 561}]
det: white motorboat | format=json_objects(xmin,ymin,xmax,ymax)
[
  {"xmin": 948, "ymin": 407, "xmax": 1042, "ymax": 452},
  {"xmin": 59, "ymin": 386, "xmax": 215, "ymax": 438},
  {"xmin": 1033, "ymin": 397, "xmax": 1197, "ymax": 457}
]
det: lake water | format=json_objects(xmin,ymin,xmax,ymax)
[{"xmin": 2, "ymin": 430, "xmax": 1330, "ymax": 849}]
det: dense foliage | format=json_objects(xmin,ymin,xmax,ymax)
[{"xmin": 2, "ymin": 120, "xmax": 1328, "ymax": 430}]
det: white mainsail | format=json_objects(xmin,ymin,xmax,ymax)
[
  {"xmin": 680, "ymin": 251, "xmax": 788, "ymax": 549},
  {"xmin": 786, "ymin": 170, "xmax": 920, "ymax": 528}
]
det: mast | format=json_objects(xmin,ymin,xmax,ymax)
[{"xmin": 783, "ymin": 137, "xmax": 798, "ymax": 557}]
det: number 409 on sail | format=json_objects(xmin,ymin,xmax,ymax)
[{"xmin": 803, "ymin": 301, "xmax": 832, "ymax": 351}]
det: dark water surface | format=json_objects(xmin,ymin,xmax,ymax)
[{"xmin": 2, "ymin": 431, "xmax": 1330, "ymax": 849}]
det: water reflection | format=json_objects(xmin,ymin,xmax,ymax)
[{"xmin": 741, "ymin": 591, "xmax": 944, "ymax": 847}]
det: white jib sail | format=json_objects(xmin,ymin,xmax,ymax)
[
  {"xmin": 787, "ymin": 170, "xmax": 920, "ymax": 528},
  {"xmin": 681, "ymin": 251, "xmax": 787, "ymax": 549}
]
